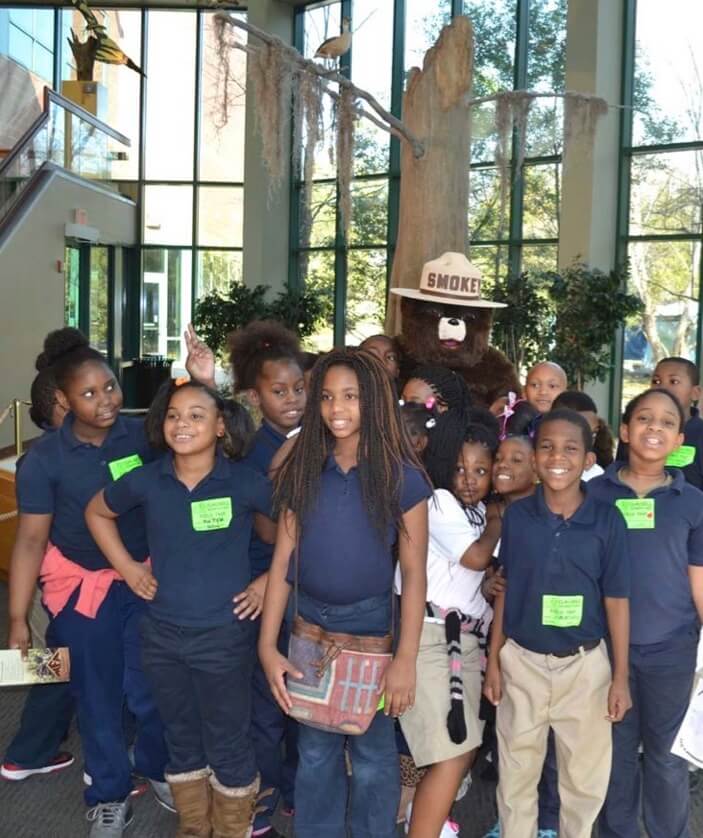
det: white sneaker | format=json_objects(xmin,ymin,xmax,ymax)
[
  {"xmin": 86, "ymin": 800, "xmax": 133, "ymax": 837},
  {"xmin": 404, "ymin": 801, "xmax": 460, "ymax": 837}
]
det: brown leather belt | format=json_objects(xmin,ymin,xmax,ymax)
[
  {"xmin": 291, "ymin": 615, "xmax": 393, "ymax": 655},
  {"xmin": 550, "ymin": 638, "xmax": 600, "ymax": 659}
]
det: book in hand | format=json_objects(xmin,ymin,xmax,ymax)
[{"xmin": 0, "ymin": 648, "xmax": 70, "ymax": 686}]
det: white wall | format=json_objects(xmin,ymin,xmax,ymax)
[{"xmin": 0, "ymin": 170, "xmax": 136, "ymax": 449}]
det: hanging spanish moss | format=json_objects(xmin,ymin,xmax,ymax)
[
  {"xmin": 336, "ymin": 86, "xmax": 355, "ymax": 236},
  {"xmin": 563, "ymin": 93, "xmax": 609, "ymax": 152},
  {"xmin": 248, "ymin": 41, "xmax": 293, "ymax": 191},
  {"xmin": 292, "ymin": 69, "xmax": 324, "ymax": 186},
  {"xmin": 212, "ymin": 13, "xmax": 241, "ymax": 132},
  {"xmin": 493, "ymin": 91, "xmax": 536, "ymax": 231}
]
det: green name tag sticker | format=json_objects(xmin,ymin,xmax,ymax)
[
  {"xmin": 615, "ymin": 498, "xmax": 655, "ymax": 529},
  {"xmin": 108, "ymin": 454, "xmax": 143, "ymax": 481},
  {"xmin": 191, "ymin": 498, "xmax": 233, "ymax": 532},
  {"xmin": 542, "ymin": 594, "xmax": 584, "ymax": 628},
  {"xmin": 377, "ymin": 695, "xmax": 385, "ymax": 711},
  {"xmin": 666, "ymin": 445, "xmax": 696, "ymax": 468}
]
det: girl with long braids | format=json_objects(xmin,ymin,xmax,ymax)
[
  {"xmin": 259, "ymin": 348, "xmax": 431, "ymax": 838},
  {"xmin": 397, "ymin": 407, "xmax": 501, "ymax": 837}
]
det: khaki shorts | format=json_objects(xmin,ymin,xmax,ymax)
[{"xmin": 400, "ymin": 620, "xmax": 484, "ymax": 767}]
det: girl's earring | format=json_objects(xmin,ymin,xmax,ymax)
[{"xmin": 217, "ymin": 431, "xmax": 224, "ymax": 438}]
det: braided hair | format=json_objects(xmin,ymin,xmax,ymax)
[
  {"xmin": 274, "ymin": 348, "xmax": 423, "ymax": 541},
  {"xmin": 228, "ymin": 320, "xmax": 303, "ymax": 392},
  {"xmin": 423, "ymin": 407, "xmax": 499, "ymax": 494},
  {"xmin": 406, "ymin": 365, "xmax": 472, "ymax": 413}
]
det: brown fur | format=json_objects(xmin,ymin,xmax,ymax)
[{"xmin": 396, "ymin": 297, "xmax": 520, "ymax": 408}]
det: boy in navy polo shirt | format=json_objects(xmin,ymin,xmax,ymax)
[{"xmin": 485, "ymin": 409, "xmax": 631, "ymax": 838}]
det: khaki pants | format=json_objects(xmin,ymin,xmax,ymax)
[{"xmin": 496, "ymin": 638, "xmax": 612, "ymax": 838}]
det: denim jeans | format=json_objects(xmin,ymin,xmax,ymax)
[
  {"xmin": 598, "ymin": 628, "xmax": 698, "ymax": 838},
  {"xmin": 293, "ymin": 591, "xmax": 399, "ymax": 838},
  {"xmin": 140, "ymin": 614, "xmax": 257, "ymax": 788},
  {"xmin": 251, "ymin": 618, "xmax": 298, "ymax": 832},
  {"xmin": 49, "ymin": 582, "xmax": 168, "ymax": 805}
]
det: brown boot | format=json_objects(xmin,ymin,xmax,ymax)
[
  {"xmin": 209, "ymin": 774, "xmax": 260, "ymax": 838},
  {"xmin": 167, "ymin": 768, "xmax": 212, "ymax": 838}
]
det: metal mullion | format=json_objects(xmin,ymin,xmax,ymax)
[
  {"xmin": 192, "ymin": 10, "xmax": 203, "ymax": 307},
  {"xmin": 450, "ymin": 0, "xmax": 465, "ymax": 18},
  {"xmin": 626, "ymin": 233, "xmax": 703, "ymax": 243},
  {"xmin": 333, "ymin": 0, "xmax": 353, "ymax": 347},
  {"xmin": 386, "ymin": 0, "xmax": 405, "ymax": 306},
  {"xmin": 288, "ymin": 10, "xmax": 306, "ymax": 295},
  {"xmin": 133, "ymin": 8, "xmax": 148, "ymax": 360},
  {"xmin": 507, "ymin": 0, "xmax": 529, "ymax": 276},
  {"xmin": 52, "ymin": 7, "xmax": 62, "ymax": 92},
  {"xmin": 470, "ymin": 153, "xmax": 561, "ymax": 170},
  {"xmin": 628, "ymin": 140, "xmax": 703, "ymax": 156},
  {"xmin": 609, "ymin": 0, "xmax": 637, "ymax": 428}
]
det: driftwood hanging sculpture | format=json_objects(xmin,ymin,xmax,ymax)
[{"xmin": 213, "ymin": 12, "xmax": 608, "ymax": 250}]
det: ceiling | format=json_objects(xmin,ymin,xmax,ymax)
[{"xmin": 4, "ymin": 1, "xmax": 323, "ymax": 8}]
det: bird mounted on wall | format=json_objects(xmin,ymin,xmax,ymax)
[
  {"xmin": 69, "ymin": 0, "xmax": 143, "ymax": 81},
  {"xmin": 315, "ymin": 17, "xmax": 352, "ymax": 63}
]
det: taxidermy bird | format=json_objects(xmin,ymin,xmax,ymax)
[
  {"xmin": 69, "ymin": 0, "xmax": 143, "ymax": 81},
  {"xmin": 315, "ymin": 18, "xmax": 352, "ymax": 62}
]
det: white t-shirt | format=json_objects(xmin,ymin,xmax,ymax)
[
  {"xmin": 582, "ymin": 462, "xmax": 604, "ymax": 482},
  {"xmin": 395, "ymin": 489, "xmax": 491, "ymax": 620}
]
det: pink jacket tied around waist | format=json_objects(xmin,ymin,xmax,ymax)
[{"xmin": 40, "ymin": 543, "xmax": 124, "ymax": 619}]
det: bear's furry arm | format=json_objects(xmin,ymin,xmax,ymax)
[{"xmin": 459, "ymin": 348, "xmax": 521, "ymax": 408}]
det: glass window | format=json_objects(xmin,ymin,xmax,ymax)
[
  {"xmin": 8, "ymin": 25, "xmax": 33, "ymax": 70},
  {"xmin": 522, "ymin": 163, "xmax": 561, "ymax": 239},
  {"xmin": 200, "ymin": 11, "xmax": 246, "ymax": 183},
  {"xmin": 526, "ymin": 0, "xmax": 566, "ymax": 157},
  {"xmin": 346, "ymin": 248, "xmax": 388, "ymax": 344},
  {"xmin": 405, "ymin": 0, "xmax": 450, "ymax": 73},
  {"xmin": 469, "ymin": 167, "xmax": 505, "ymax": 242},
  {"xmin": 142, "ymin": 248, "xmax": 192, "ymax": 359},
  {"xmin": 299, "ymin": 182, "xmax": 337, "ymax": 249},
  {"xmin": 196, "ymin": 250, "xmax": 242, "ymax": 299},
  {"xmin": 198, "ymin": 186, "xmax": 243, "ymax": 248},
  {"xmin": 350, "ymin": 179, "xmax": 388, "ymax": 246},
  {"xmin": 145, "ymin": 11, "xmax": 196, "ymax": 180},
  {"xmin": 144, "ymin": 185, "xmax": 194, "ymax": 246},
  {"xmin": 622, "ymin": 241, "xmax": 701, "ymax": 410},
  {"xmin": 298, "ymin": 250, "xmax": 335, "ymax": 351},
  {"xmin": 633, "ymin": 0, "xmax": 703, "ymax": 146},
  {"xmin": 469, "ymin": 244, "xmax": 509, "ymax": 288},
  {"xmin": 521, "ymin": 243, "xmax": 558, "ymax": 273},
  {"xmin": 89, "ymin": 246, "xmax": 109, "ymax": 356},
  {"xmin": 630, "ymin": 150, "xmax": 703, "ymax": 237},
  {"xmin": 64, "ymin": 246, "xmax": 80, "ymax": 328}
]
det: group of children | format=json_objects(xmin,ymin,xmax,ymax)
[{"xmin": 3, "ymin": 322, "xmax": 703, "ymax": 838}]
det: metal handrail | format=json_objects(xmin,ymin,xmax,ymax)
[{"xmin": 0, "ymin": 86, "xmax": 131, "ymax": 178}]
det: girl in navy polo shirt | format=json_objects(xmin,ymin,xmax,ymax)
[
  {"xmin": 590, "ymin": 388, "xmax": 703, "ymax": 838},
  {"xmin": 185, "ymin": 320, "xmax": 305, "ymax": 835},
  {"xmin": 87, "ymin": 379, "xmax": 273, "ymax": 838},
  {"xmin": 7, "ymin": 328, "xmax": 169, "ymax": 837},
  {"xmin": 231, "ymin": 320, "xmax": 306, "ymax": 835},
  {"xmin": 259, "ymin": 348, "xmax": 431, "ymax": 838}
]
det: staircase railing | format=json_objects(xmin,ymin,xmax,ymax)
[{"xmin": 0, "ymin": 86, "xmax": 131, "ymax": 225}]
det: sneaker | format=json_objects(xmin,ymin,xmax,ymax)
[
  {"xmin": 149, "ymin": 777, "xmax": 176, "ymax": 812},
  {"xmin": 86, "ymin": 800, "xmax": 133, "ymax": 837},
  {"xmin": 1, "ymin": 751, "xmax": 74, "ymax": 781},
  {"xmin": 83, "ymin": 772, "xmax": 148, "ymax": 797},
  {"xmin": 537, "ymin": 831, "xmax": 558, "ymax": 838},
  {"xmin": 441, "ymin": 819, "xmax": 460, "ymax": 837},
  {"xmin": 482, "ymin": 822, "xmax": 500, "ymax": 838}
]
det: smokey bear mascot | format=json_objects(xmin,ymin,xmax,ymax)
[{"xmin": 391, "ymin": 252, "xmax": 520, "ymax": 410}]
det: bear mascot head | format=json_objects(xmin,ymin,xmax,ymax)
[{"xmin": 391, "ymin": 252, "xmax": 520, "ymax": 410}]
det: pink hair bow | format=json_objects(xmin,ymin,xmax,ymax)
[{"xmin": 499, "ymin": 391, "xmax": 526, "ymax": 440}]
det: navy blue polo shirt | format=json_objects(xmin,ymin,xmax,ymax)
[
  {"xmin": 104, "ymin": 452, "xmax": 273, "ymax": 627},
  {"xmin": 241, "ymin": 421, "xmax": 288, "ymax": 579},
  {"xmin": 499, "ymin": 485, "xmax": 629, "ymax": 655},
  {"xmin": 588, "ymin": 465, "xmax": 703, "ymax": 645},
  {"xmin": 16, "ymin": 414, "xmax": 151, "ymax": 571},
  {"xmin": 289, "ymin": 458, "xmax": 431, "ymax": 605}
]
